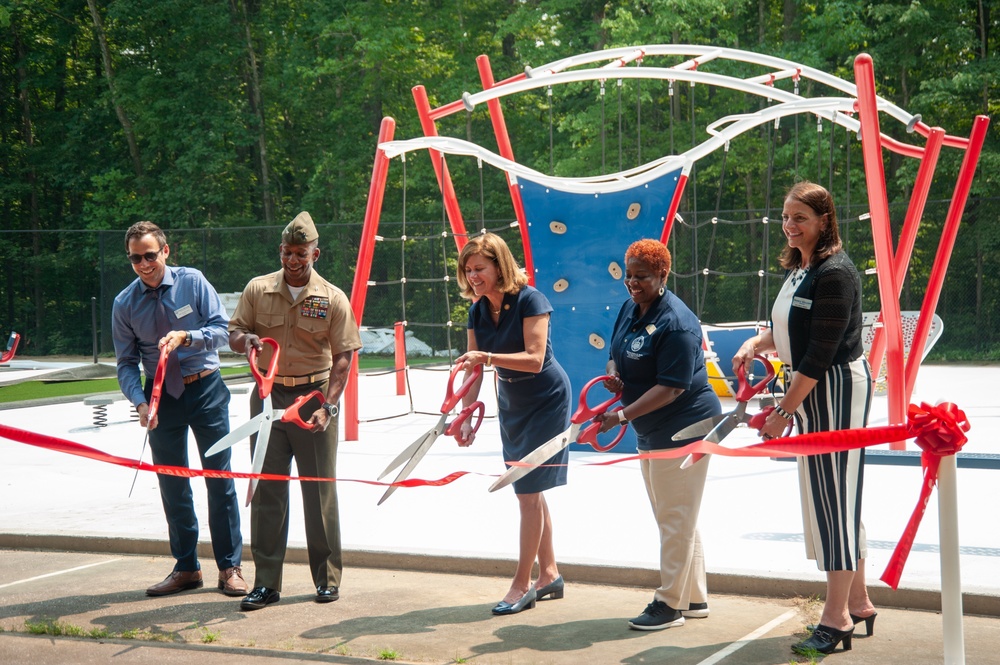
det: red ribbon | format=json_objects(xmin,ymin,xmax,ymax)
[
  {"xmin": 0, "ymin": 423, "xmax": 475, "ymax": 489},
  {"xmin": 1, "ymin": 400, "xmax": 973, "ymax": 589}
]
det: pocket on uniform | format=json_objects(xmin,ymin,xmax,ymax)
[
  {"xmin": 296, "ymin": 316, "xmax": 327, "ymax": 335},
  {"xmin": 255, "ymin": 312, "xmax": 285, "ymax": 337}
]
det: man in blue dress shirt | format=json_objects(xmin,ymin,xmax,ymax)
[{"xmin": 112, "ymin": 221, "xmax": 246, "ymax": 598}]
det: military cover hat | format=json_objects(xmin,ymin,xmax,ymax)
[{"xmin": 282, "ymin": 211, "xmax": 319, "ymax": 244}]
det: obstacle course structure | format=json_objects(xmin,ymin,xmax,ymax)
[{"xmin": 344, "ymin": 46, "xmax": 988, "ymax": 455}]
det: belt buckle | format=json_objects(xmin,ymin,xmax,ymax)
[{"xmin": 282, "ymin": 375, "xmax": 296, "ymax": 387}]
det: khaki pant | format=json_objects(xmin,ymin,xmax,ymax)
[{"xmin": 640, "ymin": 454, "xmax": 709, "ymax": 610}]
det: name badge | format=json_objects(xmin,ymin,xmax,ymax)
[
  {"xmin": 174, "ymin": 304, "xmax": 194, "ymax": 318},
  {"xmin": 792, "ymin": 297, "xmax": 813, "ymax": 310}
]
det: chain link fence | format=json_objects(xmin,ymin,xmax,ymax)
[{"xmin": 1, "ymin": 197, "xmax": 996, "ymax": 360}]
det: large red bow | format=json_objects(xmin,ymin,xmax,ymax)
[{"xmin": 879, "ymin": 402, "xmax": 970, "ymax": 589}]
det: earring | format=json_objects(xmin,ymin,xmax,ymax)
[{"xmin": 658, "ymin": 286, "xmax": 665, "ymax": 296}]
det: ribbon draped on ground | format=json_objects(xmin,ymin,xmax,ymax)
[{"xmin": 1, "ymin": 400, "xmax": 970, "ymax": 590}]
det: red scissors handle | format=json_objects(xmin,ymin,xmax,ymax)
[
  {"xmin": 734, "ymin": 355, "xmax": 776, "ymax": 402},
  {"xmin": 749, "ymin": 405, "xmax": 795, "ymax": 437},
  {"xmin": 1, "ymin": 332, "xmax": 20, "ymax": 363},
  {"xmin": 442, "ymin": 363, "xmax": 483, "ymax": 414},
  {"xmin": 249, "ymin": 337, "xmax": 280, "ymax": 400},
  {"xmin": 280, "ymin": 390, "xmax": 327, "ymax": 429},
  {"xmin": 578, "ymin": 405, "xmax": 628, "ymax": 452},
  {"xmin": 571, "ymin": 375, "xmax": 622, "ymax": 424},
  {"xmin": 445, "ymin": 401, "xmax": 486, "ymax": 444},
  {"xmin": 147, "ymin": 344, "xmax": 169, "ymax": 423}
]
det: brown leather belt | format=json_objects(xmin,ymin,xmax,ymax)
[
  {"xmin": 266, "ymin": 369, "xmax": 331, "ymax": 387},
  {"xmin": 182, "ymin": 368, "xmax": 216, "ymax": 385}
]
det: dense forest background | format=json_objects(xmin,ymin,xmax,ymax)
[{"xmin": 1, "ymin": 0, "xmax": 996, "ymax": 358}]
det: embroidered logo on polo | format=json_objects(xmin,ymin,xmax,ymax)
[
  {"xmin": 301, "ymin": 296, "xmax": 330, "ymax": 319},
  {"xmin": 630, "ymin": 336, "xmax": 645, "ymax": 352}
]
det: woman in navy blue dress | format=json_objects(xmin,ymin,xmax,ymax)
[{"xmin": 455, "ymin": 233, "xmax": 572, "ymax": 616}]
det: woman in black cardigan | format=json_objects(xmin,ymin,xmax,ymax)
[{"xmin": 733, "ymin": 182, "xmax": 876, "ymax": 656}]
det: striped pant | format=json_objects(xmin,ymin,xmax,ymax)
[{"xmin": 794, "ymin": 358, "xmax": 873, "ymax": 572}]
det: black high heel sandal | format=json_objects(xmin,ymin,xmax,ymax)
[
  {"xmin": 807, "ymin": 611, "xmax": 877, "ymax": 637},
  {"xmin": 792, "ymin": 624, "xmax": 854, "ymax": 655},
  {"xmin": 850, "ymin": 611, "xmax": 877, "ymax": 637}
]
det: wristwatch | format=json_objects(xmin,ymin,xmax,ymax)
[{"xmin": 322, "ymin": 402, "xmax": 339, "ymax": 418}]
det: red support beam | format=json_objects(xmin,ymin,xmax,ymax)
[
  {"xmin": 904, "ymin": 115, "xmax": 990, "ymax": 398},
  {"xmin": 854, "ymin": 54, "xmax": 906, "ymax": 445},
  {"xmin": 865, "ymin": 127, "xmax": 944, "ymax": 393},
  {"xmin": 345, "ymin": 116, "xmax": 396, "ymax": 441},
  {"xmin": 477, "ymin": 55, "xmax": 535, "ymax": 284},
  {"xmin": 412, "ymin": 85, "xmax": 469, "ymax": 252}
]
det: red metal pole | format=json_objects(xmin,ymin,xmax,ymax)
[
  {"xmin": 394, "ymin": 321, "xmax": 406, "ymax": 396},
  {"xmin": 854, "ymin": 54, "xmax": 906, "ymax": 443},
  {"xmin": 477, "ymin": 55, "xmax": 535, "ymax": 284},
  {"xmin": 412, "ymin": 85, "xmax": 469, "ymax": 252},
  {"xmin": 345, "ymin": 116, "xmax": 396, "ymax": 441},
  {"xmin": 659, "ymin": 173, "xmax": 689, "ymax": 245},
  {"xmin": 865, "ymin": 127, "xmax": 944, "ymax": 388},
  {"xmin": 904, "ymin": 115, "xmax": 990, "ymax": 399}
]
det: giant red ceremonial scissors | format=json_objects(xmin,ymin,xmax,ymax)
[
  {"xmin": 206, "ymin": 338, "xmax": 324, "ymax": 505},
  {"xmin": 376, "ymin": 364, "xmax": 486, "ymax": 505},
  {"xmin": 672, "ymin": 355, "xmax": 781, "ymax": 467},
  {"xmin": 488, "ymin": 375, "xmax": 626, "ymax": 492}
]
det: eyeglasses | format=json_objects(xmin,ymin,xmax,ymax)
[
  {"xmin": 623, "ymin": 274, "xmax": 655, "ymax": 284},
  {"xmin": 127, "ymin": 248, "xmax": 163, "ymax": 264}
]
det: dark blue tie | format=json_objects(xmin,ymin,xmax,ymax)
[{"xmin": 152, "ymin": 287, "xmax": 185, "ymax": 399}]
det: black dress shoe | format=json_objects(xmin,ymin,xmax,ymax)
[
  {"xmin": 240, "ymin": 586, "xmax": 280, "ymax": 611},
  {"xmin": 316, "ymin": 586, "xmax": 339, "ymax": 603},
  {"xmin": 807, "ymin": 611, "xmax": 877, "ymax": 637},
  {"xmin": 792, "ymin": 624, "xmax": 854, "ymax": 655}
]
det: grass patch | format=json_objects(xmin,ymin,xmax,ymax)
[
  {"xmin": 24, "ymin": 619, "xmax": 109, "ymax": 639},
  {"xmin": 377, "ymin": 648, "xmax": 401, "ymax": 661},
  {"xmin": 0, "ymin": 355, "xmax": 448, "ymax": 405}
]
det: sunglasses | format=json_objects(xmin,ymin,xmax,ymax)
[{"xmin": 127, "ymin": 248, "xmax": 163, "ymax": 264}]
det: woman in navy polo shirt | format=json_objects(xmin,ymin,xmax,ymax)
[
  {"xmin": 454, "ymin": 233, "xmax": 572, "ymax": 616},
  {"xmin": 595, "ymin": 239, "xmax": 721, "ymax": 631}
]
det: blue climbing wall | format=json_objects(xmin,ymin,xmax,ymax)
[{"xmin": 517, "ymin": 169, "xmax": 683, "ymax": 454}]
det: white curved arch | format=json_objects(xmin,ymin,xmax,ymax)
[{"xmin": 381, "ymin": 96, "xmax": 862, "ymax": 194}]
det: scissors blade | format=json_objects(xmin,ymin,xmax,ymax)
[
  {"xmin": 680, "ymin": 412, "xmax": 740, "ymax": 469},
  {"xmin": 245, "ymin": 407, "xmax": 275, "ymax": 506},
  {"xmin": 206, "ymin": 413, "xmax": 266, "ymax": 457},
  {"xmin": 377, "ymin": 414, "xmax": 449, "ymax": 505},
  {"xmin": 489, "ymin": 423, "xmax": 581, "ymax": 493},
  {"xmin": 672, "ymin": 413, "xmax": 729, "ymax": 441},
  {"xmin": 378, "ymin": 427, "xmax": 437, "ymax": 481},
  {"xmin": 127, "ymin": 428, "xmax": 149, "ymax": 498}
]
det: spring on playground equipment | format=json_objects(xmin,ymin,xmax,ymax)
[{"xmin": 92, "ymin": 403, "xmax": 109, "ymax": 428}]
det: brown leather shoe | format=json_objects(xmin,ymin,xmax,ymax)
[
  {"xmin": 146, "ymin": 570, "xmax": 203, "ymax": 596},
  {"xmin": 218, "ymin": 566, "xmax": 248, "ymax": 596}
]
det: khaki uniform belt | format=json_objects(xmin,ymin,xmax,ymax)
[{"xmin": 262, "ymin": 369, "xmax": 332, "ymax": 387}]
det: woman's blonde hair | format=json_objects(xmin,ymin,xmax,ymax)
[{"xmin": 456, "ymin": 233, "xmax": 528, "ymax": 299}]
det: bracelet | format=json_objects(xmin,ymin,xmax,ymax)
[
  {"xmin": 485, "ymin": 352, "xmax": 493, "ymax": 367},
  {"xmin": 774, "ymin": 405, "xmax": 795, "ymax": 421},
  {"xmin": 183, "ymin": 331, "xmax": 192, "ymax": 347},
  {"xmin": 617, "ymin": 409, "xmax": 628, "ymax": 424}
]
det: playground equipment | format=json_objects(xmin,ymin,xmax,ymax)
[{"xmin": 345, "ymin": 46, "xmax": 987, "ymax": 453}]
